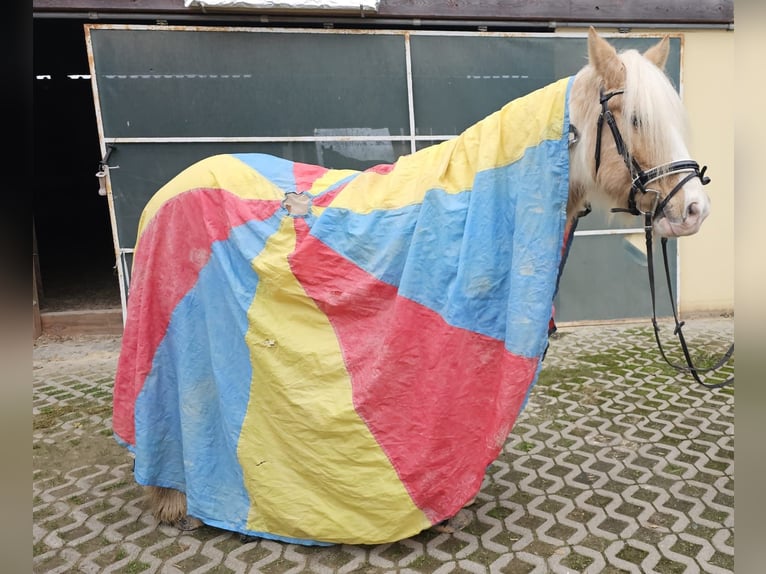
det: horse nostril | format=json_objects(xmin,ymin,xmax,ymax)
[{"xmin": 686, "ymin": 202, "xmax": 699, "ymax": 219}]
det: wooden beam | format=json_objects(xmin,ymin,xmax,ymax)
[
  {"xmin": 33, "ymin": 220, "xmax": 43, "ymax": 340},
  {"xmin": 40, "ymin": 309, "xmax": 124, "ymax": 337},
  {"xmin": 33, "ymin": 0, "xmax": 734, "ymax": 25},
  {"xmin": 376, "ymin": 0, "xmax": 733, "ymax": 24},
  {"xmin": 33, "ymin": 263, "xmax": 42, "ymax": 340}
]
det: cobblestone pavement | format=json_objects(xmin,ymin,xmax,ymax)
[{"xmin": 33, "ymin": 317, "xmax": 734, "ymax": 573}]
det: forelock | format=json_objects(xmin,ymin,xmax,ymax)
[{"xmin": 618, "ymin": 49, "xmax": 689, "ymax": 164}]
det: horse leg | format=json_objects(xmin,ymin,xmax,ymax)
[
  {"xmin": 144, "ymin": 485, "xmax": 203, "ymax": 531},
  {"xmin": 432, "ymin": 494, "xmax": 478, "ymax": 533}
]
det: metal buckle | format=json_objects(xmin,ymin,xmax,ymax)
[{"xmin": 636, "ymin": 188, "xmax": 661, "ymax": 216}]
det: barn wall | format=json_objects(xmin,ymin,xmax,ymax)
[
  {"xmin": 32, "ymin": 7, "xmax": 736, "ymax": 319},
  {"xmin": 678, "ymin": 30, "xmax": 735, "ymax": 314},
  {"xmin": 32, "ymin": 0, "xmax": 735, "ymax": 25}
]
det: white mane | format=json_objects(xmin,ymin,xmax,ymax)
[{"xmin": 619, "ymin": 49, "xmax": 690, "ymax": 167}]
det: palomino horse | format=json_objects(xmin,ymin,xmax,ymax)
[{"xmin": 113, "ymin": 28, "xmax": 711, "ymax": 545}]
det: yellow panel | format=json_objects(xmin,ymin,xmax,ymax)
[
  {"xmin": 307, "ymin": 168, "xmax": 359, "ymax": 196},
  {"xmin": 237, "ymin": 217, "xmax": 430, "ymax": 544},
  {"xmin": 329, "ymin": 77, "xmax": 569, "ymax": 214},
  {"xmin": 137, "ymin": 154, "xmax": 284, "ymax": 239}
]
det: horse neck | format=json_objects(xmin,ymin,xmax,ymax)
[{"xmin": 566, "ymin": 69, "xmax": 603, "ymax": 218}]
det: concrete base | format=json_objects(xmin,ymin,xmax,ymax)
[{"xmin": 39, "ymin": 308, "xmax": 124, "ymax": 337}]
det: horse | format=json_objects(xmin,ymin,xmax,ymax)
[{"xmin": 112, "ymin": 28, "xmax": 711, "ymax": 545}]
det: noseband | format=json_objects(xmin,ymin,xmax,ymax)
[
  {"xmin": 573, "ymin": 87, "xmax": 733, "ymax": 389},
  {"xmin": 594, "ymin": 87, "xmax": 711, "ymax": 219}
]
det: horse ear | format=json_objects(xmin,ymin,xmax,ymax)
[
  {"xmin": 587, "ymin": 27, "xmax": 625, "ymax": 87},
  {"xmin": 643, "ymin": 35, "xmax": 670, "ymax": 69}
]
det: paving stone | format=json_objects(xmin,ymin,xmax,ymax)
[{"xmin": 33, "ymin": 318, "xmax": 734, "ymax": 573}]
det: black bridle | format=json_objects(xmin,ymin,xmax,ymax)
[
  {"xmin": 595, "ymin": 88, "xmax": 711, "ymax": 219},
  {"xmin": 590, "ymin": 87, "xmax": 733, "ymax": 389}
]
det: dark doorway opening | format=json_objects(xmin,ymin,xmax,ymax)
[{"xmin": 34, "ymin": 19, "xmax": 121, "ymax": 312}]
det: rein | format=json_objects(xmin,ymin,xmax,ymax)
[
  {"xmin": 586, "ymin": 87, "xmax": 734, "ymax": 389},
  {"xmin": 642, "ymin": 218, "xmax": 734, "ymax": 389}
]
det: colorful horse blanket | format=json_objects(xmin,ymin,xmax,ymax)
[{"xmin": 113, "ymin": 76, "xmax": 573, "ymax": 545}]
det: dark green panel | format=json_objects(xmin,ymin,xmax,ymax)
[
  {"xmin": 550, "ymin": 36, "xmax": 681, "ymax": 92},
  {"xmin": 554, "ymin": 233, "xmax": 677, "ymax": 322},
  {"xmin": 409, "ymin": 35, "xmax": 680, "ymax": 135},
  {"xmin": 610, "ymin": 36, "xmax": 682, "ymax": 91},
  {"xmin": 90, "ymin": 29, "xmax": 410, "ymax": 137},
  {"xmin": 410, "ymin": 36, "xmax": 558, "ymax": 135},
  {"xmin": 108, "ymin": 140, "xmax": 411, "ymax": 248}
]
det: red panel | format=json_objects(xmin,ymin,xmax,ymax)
[
  {"xmin": 293, "ymin": 161, "xmax": 330, "ymax": 193},
  {"xmin": 290, "ymin": 232, "xmax": 538, "ymax": 523},
  {"xmin": 113, "ymin": 189, "xmax": 281, "ymax": 445}
]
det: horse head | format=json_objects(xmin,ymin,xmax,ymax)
[{"xmin": 568, "ymin": 28, "xmax": 711, "ymax": 238}]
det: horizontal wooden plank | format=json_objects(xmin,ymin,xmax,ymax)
[
  {"xmin": 377, "ymin": 0, "xmax": 733, "ymax": 24},
  {"xmin": 33, "ymin": 0, "xmax": 734, "ymax": 24},
  {"xmin": 40, "ymin": 309, "xmax": 124, "ymax": 336}
]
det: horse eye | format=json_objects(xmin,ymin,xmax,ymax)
[{"xmin": 631, "ymin": 114, "xmax": 641, "ymax": 129}]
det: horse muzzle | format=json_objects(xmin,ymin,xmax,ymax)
[{"xmin": 652, "ymin": 192, "xmax": 710, "ymax": 237}]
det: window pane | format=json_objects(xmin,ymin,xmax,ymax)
[
  {"xmin": 91, "ymin": 29, "xmax": 410, "ymax": 138},
  {"xmin": 554, "ymin": 233, "xmax": 677, "ymax": 321},
  {"xmin": 410, "ymin": 36, "xmax": 559, "ymax": 136}
]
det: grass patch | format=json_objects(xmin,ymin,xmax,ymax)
[
  {"xmin": 34, "ymin": 402, "xmax": 112, "ymax": 430},
  {"xmin": 121, "ymin": 560, "xmax": 151, "ymax": 573},
  {"xmin": 406, "ymin": 553, "xmax": 444, "ymax": 572},
  {"xmin": 616, "ymin": 544, "xmax": 648, "ymax": 564},
  {"xmin": 33, "ymin": 540, "xmax": 49, "ymax": 557},
  {"xmin": 536, "ymin": 367, "xmax": 591, "ymax": 386},
  {"xmin": 654, "ymin": 557, "xmax": 687, "ymax": 574},
  {"xmin": 487, "ymin": 506, "xmax": 512, "ymax": 520},
  {"xmin": 561, "ymin": 551, "xmax": 594, "ymax": 571}
]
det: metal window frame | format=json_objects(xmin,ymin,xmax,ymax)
[{"xmin": 85, "ymin": 24, "xmax": 683, "ymax": 323}]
